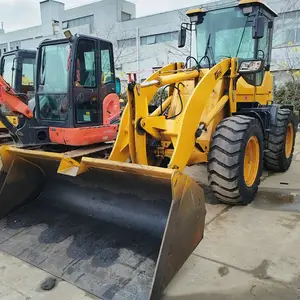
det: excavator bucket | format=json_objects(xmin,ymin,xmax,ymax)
[{"xmin": 0, "ymin": 145, "xmax": 206, "ymax": 300}]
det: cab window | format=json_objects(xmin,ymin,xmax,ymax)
[
  {"xmin": 101, "ymin": 43, "xmax": 115, "ymax": 85},
  {"xmin": 74, "ymin": 39, "xmax": 97, "ymax": 88}
]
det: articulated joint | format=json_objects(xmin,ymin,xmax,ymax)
[
  {"xmin": 195, "ymin": 123, "xmax": 206, "ymax": 138},
  {"xmin": 136, "ymin": 118, "xmax": 146, "ymax": 135}
]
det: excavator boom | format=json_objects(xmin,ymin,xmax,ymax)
[{"xmin": 0, "ymin": 76, "xmax": 33, "ymax": 118}]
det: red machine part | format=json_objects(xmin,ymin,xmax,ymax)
[
  {"xmin": 0, "ymin": 76, "xmax": 33, "ymax": 119},
  {"xmin": 49, "ymin": 125, "xmax": 118, "ymax": 146},
  {"xmin": 127, "ymin": 72, "xmax": 137, "ymax": 83},
  {"xmin": 102, "ymin": 93, "xmax": 120, "ymax": 125}
]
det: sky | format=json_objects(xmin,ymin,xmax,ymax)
[{"xmin": 0, "ymin": 0, "xmax": 208, "ymax": 32}]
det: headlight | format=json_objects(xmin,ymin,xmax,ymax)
[{"xmin": 239, "ymin": 60, "xmax": 264, "ymax": 73}]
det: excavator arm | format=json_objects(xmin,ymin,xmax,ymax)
[
  {"xmin": 0, "ymin": 76, "xmax": 33, "ymax": 119},
  {"xmin": 0, "ymin": 75, "xmax": 34, "ymax": 136}
]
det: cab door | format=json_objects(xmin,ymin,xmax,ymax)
[
  {"xmin": 72, "ymin": 37, "xmax": 100, "ymax": 127},
  {"xmin": 99, "ymin": 41, "xmax": 118, "ymax": 125}
]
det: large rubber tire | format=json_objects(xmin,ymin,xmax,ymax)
[
  {"xmin": 208, "ymin": 116, "xmax": 264, "ymax": 205},
  {"xmin": 264, "ymin": 109, "xmax": 297, "ymax": 172}
]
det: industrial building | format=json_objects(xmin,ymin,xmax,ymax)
[{"xmin": 0, "ymin": 0, "xmax": 300, "ymax": 85}]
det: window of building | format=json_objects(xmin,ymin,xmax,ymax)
[
  {"xmin": 0, "ymin": 42, "xmax": 7, "ymax": 56},
  {"xmin": 273, "ymin": 11, "xmax": 300, "ymax": 47},
  {"xmin": 296, "ymin": 28, "xmax": 300, "ymax": 44},
  {"xmin": 121, "ymin": 11, "xmax": 131, "ymax": 21},
  {"xmin": 286, "ymin": 29, "xmax": 296, "ymax": 43},
  {"xmin": 140, "ymin": 31, "xmax": 178, "ymax": 46},
  {"xmin": 117, "ymin": 38, "xmax": 136, "ymax": 48},
  {"xmin": 10, "ymin": 40, "xmax": 21, "ymax": 51},
  {"xmin": 62, "ymin": 21, "xmax": 69, "ymax": 30},
  {"xmin": 62, "ymin": 15, "xmax": 94, "ymax": 32}
]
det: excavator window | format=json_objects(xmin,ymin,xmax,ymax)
[
  {"xmin": 74, "ymin": 39, "xmax": 99, "ymax": 124},
  {"xmin": 100, "ymin": 44, "xmax": 115, "ymax": 85},
  {"xmin": 21, "ymin": 57, "xmax": 35, "ymax": 98},
  {"xmin": 74, "ymin": 39, "xmax": 96, "ymax": 88},
  {"xmin": 37, "ymin": 43, "xmax": 70, "ymax": 120},
  {"xmin": 1, "ymin": 54, "xmax": 15, "ymax": 87}
]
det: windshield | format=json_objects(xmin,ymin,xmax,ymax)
[
  {"xmin": 38, "ymin": 43, "xmax": 70, "ymax": 121},
  {"xmin": 2, "ymin": 54, "xmax": 16, "ymax": 87},
  {"xmin": 196, "ymin": 7, "xmax": 254, "ymax": 65}
]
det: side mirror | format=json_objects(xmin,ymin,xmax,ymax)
[
  {"xmin": 239, "ymin": 59, "xmax": 265, "ymax": 74},
  {"xmin": 253, "ymin": 16, "xmax": 265, "ymax": 39},
  {"xmin": 115, "ymin": 77, "xmax": 121, "ymax": 95},
  {"xmin": 178, "ymin": 27, "xmax": 187, "ymax": 48}
]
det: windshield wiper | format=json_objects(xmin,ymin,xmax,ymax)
[{"xmin": 204, "ymin": 33, "xmax": 216, "ymax": 67}]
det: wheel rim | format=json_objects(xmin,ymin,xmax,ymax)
[
  {"xmin": 244, "ymin": 136, "xmax": 260, "ymax": 187},
  {"xmin": 285, "ymin": 123, "xmax": 294, "ymax": 159}
]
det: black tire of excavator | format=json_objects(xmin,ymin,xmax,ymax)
[
  {"xmin": 208, "ymin": 115, "xmax": 264, "ymax": 205},
  {"xmin": 264, "ymin": 108, "xmax": 297, "ymax": 172}
]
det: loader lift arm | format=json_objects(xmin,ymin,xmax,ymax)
[
  {"xmin": 110, "ymin": 59, "xmax": 231, "ymax": 171},
  {"xmin": 110, "ymin": 58, "xmax": 233, "ymax": 170}
]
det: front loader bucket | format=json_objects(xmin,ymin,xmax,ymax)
[{"xmin": 0, "ymin": 145, "xmax": 206, "ymax": 300}]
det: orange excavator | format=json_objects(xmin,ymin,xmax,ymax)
[{"xmin": 0, "ymin": 33, "xmax": 120, "ymax": 149}]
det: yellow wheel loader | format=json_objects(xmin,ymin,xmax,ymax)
[
  {"xmin": 0, "ymin": 1, "xmax": 297, "ymax": 299},
  {"xmin": 110, "ymin": 0, "xmax": 297, "ymax": 205}
]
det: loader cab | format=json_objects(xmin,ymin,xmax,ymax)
[
  {"xmin": 180, "ymin": 0, "xmax": 277, "ymax": 76},
  {"xmin": 0, "ymin": 49, "xmax": 36, "ymax": 98},
  {"xmin": 35, "ymin": 34, "xmax": 120, "ymax": 129}
]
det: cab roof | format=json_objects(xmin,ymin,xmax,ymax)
[
  {"xmin": 239, "ymin": 0, "xmax": 278, "ymax": 17},
  {"xmin": 187, "ymin": 0, "xmax": 278, "ymax": 18}
]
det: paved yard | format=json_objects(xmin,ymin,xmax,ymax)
[
  {"xmin": 0, "ymin": 136, "xmax": 299, "ymax": 299},
  {"xmin": 163, "ymin": 135, "xmax": 300, "ymax": 300}
]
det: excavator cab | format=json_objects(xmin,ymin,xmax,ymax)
[
  {"xmin": 0, "ymin": 49, "xmax": 36, "ymax": 99},
  {"xmin": 0, "ymin": 49, "xmax": 36, "ymax": 141},
  {"xmin": 0, "ymin": 34, "xmax": 120, "ymax": 147}
]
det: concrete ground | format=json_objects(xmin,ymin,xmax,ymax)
[{"xmin": 0, "ymin": 136, "xmax": 300, "ymax": 299}]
